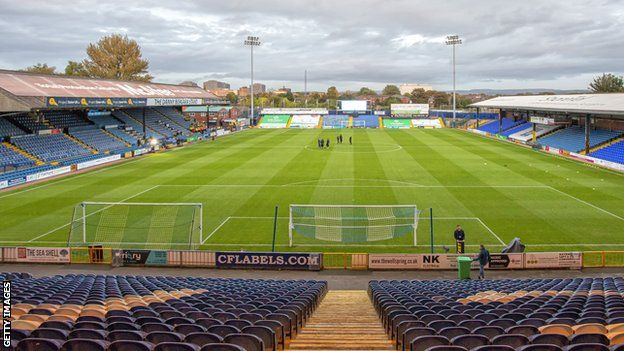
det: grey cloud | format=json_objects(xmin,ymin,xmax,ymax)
[{"xmin": 0, "ymin": 0, "xmax": 622, "ymax": 91}]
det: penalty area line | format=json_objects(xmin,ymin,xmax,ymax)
[{"xmin": 202, "ymin": 217, "xmax": 231, "ymax": 244}]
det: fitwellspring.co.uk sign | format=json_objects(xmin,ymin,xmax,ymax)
[{"xmin": 215, "ymin": 251, "xmax": 322, "ymax": 270}]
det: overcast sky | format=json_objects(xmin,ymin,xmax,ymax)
[{"xmin": 1, "ymin": 0, "xmax": 623, "ymax": 92}]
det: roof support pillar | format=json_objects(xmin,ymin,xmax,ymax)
[
  {"xmin": 476, "ymin": 107, "xmax": 480, "ymax": 128},
  {"xmin": 585, "ymin": 114, "xmax": 591, "ymax": 154},
  {"xmin": 499, "ymin": 110, "xmax": 505, "ymax": 134},
  {"xmin": 142, "ymin": 108, "xmax": 147, "ymax": 141}
]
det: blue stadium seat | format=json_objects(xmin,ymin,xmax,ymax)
[
  {"xmin": 370, "ymin": 278, "xmax": 624, "ymax": 351},
  {"xmin": 11, "ymin": 134, "xmax": 91, "ymax": 162},
  {"xmin": 477, "ymin": 118, "xmax": 526, "ymax": 134},
  {"xmin": 0, "ymin": 116, "xmax": 26, "ymax": 137},
  {"xmin": 43, "ymin": 110, "xmax": 91, "ymax": 129},
  {"xmin": 589, "ymin": 140, "xmax": 624, "ymax": 164},
  {"xmin": 538, "ymin": 126, "xmax": 622, "ymax": 152},
  {"xmin": 69, "ymin": 126, "xmax": 127, "ymax": 152},
  {"xmin": 0, "ymin": 143, "xmax": 35, "ymax": 168}
]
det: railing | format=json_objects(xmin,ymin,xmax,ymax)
[{"xmin": 582, "ymin": 251, "xmax": 624, "ymax": 268}]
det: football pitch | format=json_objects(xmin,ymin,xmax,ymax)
[{"xmin": 0, "ymin": 128, "xmax": 623, "ymax": 253}]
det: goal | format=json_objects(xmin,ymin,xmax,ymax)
[
  {"xmin": 289, "ymin": 204, "xmax": 419, "ymax": 246},
  {"xmin": 352, "ymin": 120, "xmax": 366, "ymax": 128},
  {"xmin": 67, "ymin": 202, "xmax": 203, "ymax": 250}
]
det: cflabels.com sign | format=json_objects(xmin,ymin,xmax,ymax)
[{"xmin": 215, "ymin": 251, "xmax": 322, "ymax": 270}]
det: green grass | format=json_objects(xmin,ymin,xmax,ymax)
[{"xmin": 1, "ymin": 128, "xmax": 623, "ymax": 253}]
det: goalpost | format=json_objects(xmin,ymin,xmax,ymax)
[
  {"xmin": 352, "ymin": 120, "xmax": 366, "ymax": 128},
  {"xmin": 289, "ymin": 204, "xmax": 419, "ymax": 247},
  {"xmin": 67, "ymin": 202, "xmax": 203, "ymax": 250}
]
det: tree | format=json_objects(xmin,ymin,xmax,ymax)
[
  {"xmin": 382, "ymin": 96, "xmax": 402, "ymax": 107},
  {"xmin": 82, "ymin": 34, "xmax": 153, "ymax": 82},
  {"xmin": 280, "ymin": 91, "xmax": 294, "ymax": 102},
  {"xmin": 64, "ymin": 61, "xmax": 89, "ymax": 76},
  {"xmin": 589, "ymin": 73, "xmax": 624, "ymax": 93},
  {"xmin": 359, "ymin": 87, "xmax": 377, "ymax": 96},
  {"xmin": 382, "ymin": 85, "xmax": 400, "ymax": 96},
  {"xmin": 23, "ymin": 63, "xmax": 56, "ymax": 75},
  {"xmin": 432, "ymin": 91, "xmax": 451, "ymax": 108},
  {"xmin": 327, "ymin": 86, "xmax": 339, "ymax": 100},
  {"xmin": 226, "ymin": 92, "xmax": 238, "ymax": 104},
  {"xmin": 411, "ymin": 88, "xmax": 430, "ymax": 103}
]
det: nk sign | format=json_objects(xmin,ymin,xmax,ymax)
[{"xmin": 215, "ymin": 252, "xmax": 322, "ymax": 270}]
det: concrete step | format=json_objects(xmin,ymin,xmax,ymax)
[{"xmin": 286, "ymin": 291, "xmax": 392, "ymax": 351}]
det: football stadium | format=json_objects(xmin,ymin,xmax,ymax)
[{"xmin": 2, "ymin": 1, "xmax": 624, "ymax": 351}]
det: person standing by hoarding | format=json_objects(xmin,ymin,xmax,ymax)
[
  {"xmin": 473, "ymin": 244, "xmax": 490, "ymax": 279},
  {"xmin": 454, "ymin": 224, "xmax": 465, "ymax": 254}
]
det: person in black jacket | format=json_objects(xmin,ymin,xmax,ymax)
[
  {"xmin": 453, "ymin": 225, "xmax": 465, "ymax": 253},
  {"xmin": 473, "ymin": 245, "xmax": 490, "ymax": 279}
]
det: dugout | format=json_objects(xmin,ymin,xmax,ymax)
[
  {"xmin": 0, "ymin": 69, "xmax": 224, "ymax": 144},
  {"xmin": 471, "ymin": 93, "xmax": 624, "ymax": 154}
]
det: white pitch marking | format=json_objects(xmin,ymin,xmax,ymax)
[
  {"xmin": 202, "ymin": 217, "xmax": 231, "ymax": 244},
  {"xmin": 27, "ymin": 185, "xmax": 160, "ymax": 242},
  {"xmin": 280, "ymin": 178, "xmax": 424, "ymax": 187},
  {"xmin": 476, "ymin": 217, "xmax": 505, "ymax": 245},
  {"xmin": 158, "ymin": 184, "xmax": 548, "ymax": 189},
  {"xmin": 547, "ymin": 186, "xmax": 624, "ymax": 221}
]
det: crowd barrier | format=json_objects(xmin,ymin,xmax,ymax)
[{"xmin": 1, "ymin": 247, "xmax": 618, "ymax": 270}]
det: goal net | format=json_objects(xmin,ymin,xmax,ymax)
[
  {"xmin": 289, "ymin": 204, "xmax": 419, "ymax": 246},
  {"xmin": 67, "ymin": 202, "xmax": 203, "ymax": 250},
  {"xmin": 352, "ymin": 120, "xmax": 366, "ymax": 128}
]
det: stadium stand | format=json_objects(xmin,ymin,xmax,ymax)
[
  {"xmin": 11, "ymin": 134, "xmax": 91, "ymax": 162},
  {"xmin": 107, "ymin": 127, "xmax": 140, "ymax": 145},
  {"xmin": 43, "ymin": 110, "xmax": 91, "ymax": 129},
  {"xmin": 69, "ymin": 127, "xmax": 127, "ymax": 152},
  {"xmin": 0, "ymin": 142, "xmax": 35, "ymax": 168},
  {"xmin": 156, "ymin": 107, "xmax": 193, "ymax": 130},
  {"xmin": 537, "ymin": 126, "xmax": 623, "ymax": 153},
  {"xmin": 508, "ymin": 124, "xmax": 561, "ymax": 142},
  {"xmin": 500, "ymin": 122, "xmax": 531, "ymax": 137},
  {"xmin": 477, "ymin": 118, "xmax": 525, "ymax": 134},
  {"xmin": 370, "ymin": 277, "xmax": 624, "ymax": 351},
  {"xmin": 289, "ymin": 115, "xmax": 320, "ymax": 128},
  {"xmin": 111, "ymin": 110, "xmax": 162, "ymax": 139},
  {"xmin": 589, "ymin": 140, "xmax": 624, "ymax": 164},
  {"xmin": 353, "ymin": 115, "xmax": 379, "ymax": 128},
  {"xmin": 0, "ymin": 116, "xmax": 26, "ymax": 138},
  {"xmin": 9, "ymin": 113, "xmax": 50, "ymax": 133},
  {"xmin": 322, "ymin": 115, "xmax": 350, "ymax": 128},
  {"xmin": 7, "ymin": 273, "xmax": 326, "ymax": 351},
  {"xmin": 124, "ymin": 108, "xmax": 190, "ymax": 138},
  {"xmin": 87, "ymin": 112, "xmax": 123, "ymax": 127}
]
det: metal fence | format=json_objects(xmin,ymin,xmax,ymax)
[{"xmin": 582, "ymin": 251, "xmax": 624, "ymax": 268}]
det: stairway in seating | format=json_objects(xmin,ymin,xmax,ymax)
[{"xmin": 287, "ymin": 291, "xmax": 392, "ymax": 351}]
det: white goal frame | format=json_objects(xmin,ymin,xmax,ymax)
[
  {"xmin": 352, "ymin": 120, "xmax": 366, "ymax": 128},
  {"xmin": 71, "ymin": 201, "xmax": 203, "ymax": 247},
  {"xmin": 288, "ymin": 204, "xmax": 419, "ymax": 247}
]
